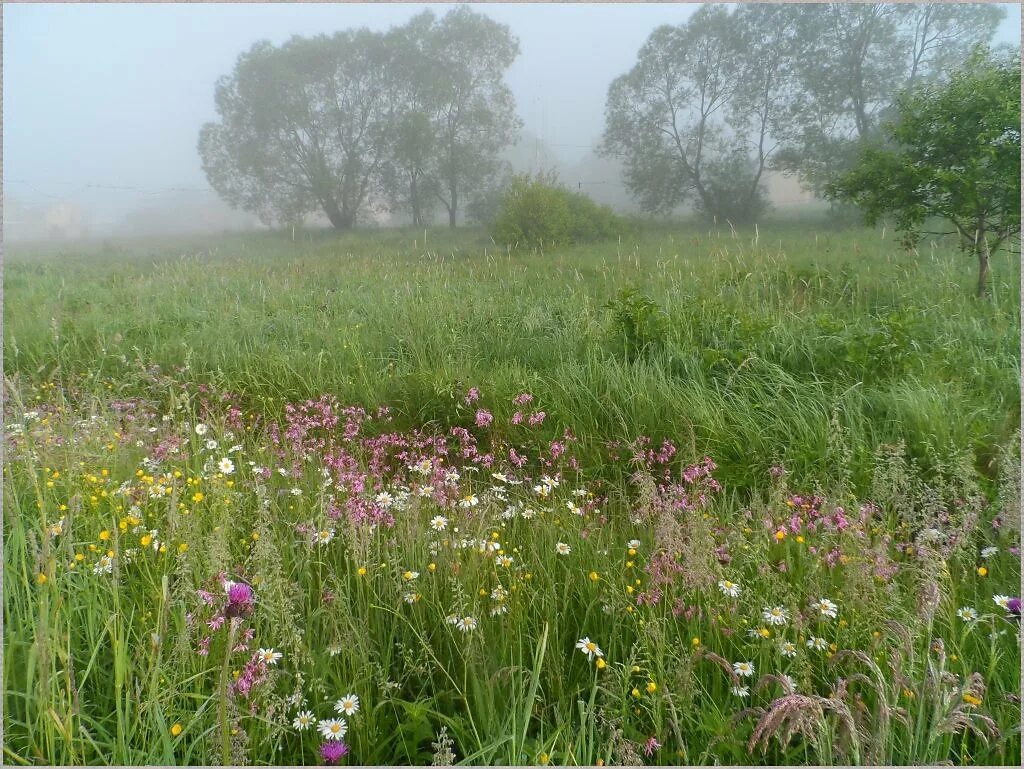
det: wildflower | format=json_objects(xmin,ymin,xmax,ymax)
[
  {"xmin": 315, "ymin": 529, "xmax": 335, "ymax": 546},
  {"xmin": 993, "ymin": 595, "xmax": 1011, "ymax": 610},
  {"xmin": 170, "ymin": 723, "xmax": 183, "ymax": 737},
  {"xmin": 733, "ymin": 661, "xmax": 754, "ymax": 678},
  {"xmin": 774, "ymin": 530, "xmax": 786, "ymax": 541},
  {"xmin": 318, "ymin": 718, "xmax": 348, "ymax": 741},
  {"xmin": 962, "ymin": 693, "xmax": 983, "ymax": 707},
  {"xmin": 980, "ymin": 546, "xmax": 999, "ymax": 559},
  {"xmin": 218, "ymin": 458, "xmax": 235, "ymax": 475},
  {"xmin": 36, "ymin": 573, "xmax": 47, "ymax": 585},
  {"xmin": 455, "ymin": 616, "xmax": 478, "ymax": 633},
  {"xmin": 429, "ymin": 515, "xmax": 448, "ymax": 532},
  {"xmin": 357, "ymin": 567, "xmax": 367, "ymax": 577},
  {"xmin": 475, "ymin": 409, "xmax": 493, "ymax": 427},
  {"xmin": 99, "ymin": 530, "xmax": 111, "ymax": 541},
  {"xmin": 403, "ymin": 570, "xmax": 419, "ymax": 581},
  {"xmin": 957, "ymin": 607, "xmax": 979, "ymax": 622},
  {"xmin": 977, "ymin": 566, "xmax": 988, "ymax": 576},
  {"xmin": 812, "ymin": 597, "xmax": 838, "ymax": 619},
  {"xmin": 292, "ymin": 710, "xmax": 315, "ymax": 731},
  {"xmin": 718, "ymin": 579, "xmax": 741, "ymax": 597},
  {"xmin": 646, "ymin": 681, "xmax": 657, "ymax": 694},
  {"xmin": 589, "ymin": 571, "xmax": 600, "ymax": 582},
  {"xmin": 460, "ymin": 494, "xmax": 479, "ymax": 508},
  {"xmin": 93, "ymin": 555, "xmax": 113, "ymax": 574},
  {"xmin": 627, "ymin": 539, "xmax": 641, "ymax": 549},
  {"xmin": 780, "ymin": 640, "xmax": 798, "ymax": 658},
  {"xmin": 762, "ymin": 606, "xmax": 789, "ymax": 626},
  {"xmin": 806, "ymin": 636, "xmax": 828, "ymax": 651},
  {"xmin": 258, "ymin": 648, "xmax": 282, "ymax": 665},
  {"xmin": 595, "ymin": 657, "xmax": 607, "ymax": 669},
  {"xmin": 226, "ymin": 581, "xmax": 255, "ymax": 618},
  {"xmin": 555, "ymin": 542, "xmax": 571, "ymax": 556},
  {"xmin": 47, "ymin": 518, "xmax": 65, "ymax": 538},
  {"xmin": 194, "ymin": 423, "xmax": 208, "ymax": 436},
  {"xmin": 205, "ymin": 439, "xmax": 218, "ymax": 451},
  {"xmin": 402, "ymin": 592, "xmax": 419, "ymax": 604},
  {"xmin": 731, "ymin": 685, "xmax": 750, "ymax": 697},
  {"xmin": 643, "ymin": 737, "xmax": 661, "ymax": 757},
  {"xmin": 334, "ymin": 694, "xmax": 360, "ymax": 716},
  {"xmin": 1007, "ymin": 597, "xmax": 1021, "ymax": 618},
  {"xmin": 320, "ymin": 741, "xmax": 349, "ymax": 764},
  {"xmin": 289, "ymin": 487, "xmax": 302, "ymax": 496},
  {"xmin": 496, "ymin": 555, "xmax": 513, "ymax": 567},
  {"xmin": 575, "ymin": 637, "xmax": 604, "ymax": 661}
]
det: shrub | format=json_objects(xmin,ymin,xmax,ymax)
[{"xmin": 491, "ymin": 174, "xmax": 632, "ymax": 249}]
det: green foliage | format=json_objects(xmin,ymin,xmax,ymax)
[
  {"xmin": 604, "ymin": 286, "xmax": 668, "ymax": 362},
  {"xmin": 490, "ymin": 175, "xmax": 632, "ymax": 249},
  {"xmin": 828, "ymin": 48, "xmax": 1021, "ymax": 295},
  {"xmin": 199, "ymin": 6, "xmax": 521, "ymax": 231}
]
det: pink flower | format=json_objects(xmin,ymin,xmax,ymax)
[
  {"xmin": 474, "ymin": 409, "xmax": 493, "ymax": 427},
  {"xmin": 512, "ymin": 392, "xmax": 533, "ymax": 405},
  {"xmin": 510, "ymin": 411, "xmax": 523, "ymax": 425},
  {"xmin": 644, "ymin": 737, "xmax": 661, "ymax": 757},
  {"xmin": 528, "ymin": 411, "xmax": 546, "ymax": 426},
  {"xmin": 320, "ymin": 741, "xmax": 349, "ymax": 764},
  {"xmin": 464, "ymin": 387, "xmax": 481, "ymax": 405}
]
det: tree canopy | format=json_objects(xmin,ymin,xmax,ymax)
[
  {"xmin": 602, "ymin": 2, "xmax": 1004, "ymax": 223},
  {"xmin": 199, "ymin": 7, "xmax": 520, "ymax": 230},
  {"xmin": 828, "ymin": 49, "xmax": 1020, "ymax": 297}
]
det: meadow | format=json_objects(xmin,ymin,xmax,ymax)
[{"xmin": 3, "ymin": 221, "xmax": 1021, "ymax": 765}]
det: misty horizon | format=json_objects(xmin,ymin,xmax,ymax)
[{"xmin": 4, "ymin": 1, "xmax": 1021, "ymax": 240}]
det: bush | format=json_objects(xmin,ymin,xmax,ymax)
[{"xmin": 491, "ymin": 174, "xmax": 632, "ymax": 249}]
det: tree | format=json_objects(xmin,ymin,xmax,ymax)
[
  {"xmin": 828, "ymin": 50, "xmax": 1020, "ymax": 297},
  {"xmin": 601, "ymin": 4, "xmax": 795, "ymax": 223},
  {"xmin": 198, "ymin": 31, "xmax": 397, "ymax": 230},
  {"xmin": 415, "ymin": 6, "xmax": 522, "ymax": 228},
  {"xmin": 774, "ymin": 3, "xmax": 1003, "ymax": 195}
]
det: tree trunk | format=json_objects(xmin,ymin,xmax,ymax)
[
  {"xmin": 448, "ymin": 185, "xmax": 458, "ymax": 229},
  {"xmin": 976, "ymin": 238, "xmax": 991, "ymax": 299},
  {"xmin": 322, "ymin": 197, "xmax": 352, "ymax": 230},
  {"xmin": 410, "ymin": 176, "xmax": 422, "ymax": 228}
]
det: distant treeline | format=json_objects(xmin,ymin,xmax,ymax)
[{"xmin": 199, "ymin": 3, "xmax": 1005, "ymax": 230}]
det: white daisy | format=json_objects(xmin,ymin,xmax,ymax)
[
  {"xmin": 258, "ymin": 648, "xmax": 283, "ymax": 665},
  {"xmin": 780, "ymin": 640, "xmax": 798, "ymax": 658},
  {"xmin": 429, "ymin": 515, "xmax": 449, "ymax": 532},
  {"xmin": 718, "ymin": 579, "xmax": 741, "ymax": 598},
  {"xmin": 957, "ymin": 606, "xmax": 979, "ymax": 621},
  {"xmin": 575, "ymin": 637, "xmax": 604, "ymax": 660},
  {"xmin": 218, "ymin": 457, "xmax": 235, "ymax": 475},
  {"xmin": 93, "ymin": 555, "xmax": 113, "ymax": 575},
  {"xmin": 993, "ymin": 595, "xmax": 1011, "ymax": 610},
  {"xmin": 812, "ymin": 598, "xmax": 838, "ymax": 619},
  {"xmin": 334, "ymin": 694, "xmax": 359, "ymax": 716},
  {"xmin": 314, "ymin": 529, "xmax": 335, "ymax": 545},
  {"xmin": 496, "ymin": 555, "xmax": 513, "ymax": 567},
  {"xmin": 318, "ymin": 718, "xmax": 347, "ymax": 741},
  {"xmin": 194, "ymin": 423, "xmax": 208, "ymax": 436},
  {"xmin": 292, "ymin": 710, "xmax": 314, "ymax": 731},
  {"xmin": 376, "ymin": 491, "xmax": 394, "ymax": 507},
  {"xmin": 460, "ymin": 494, "xmax": 479, "ymax": 508},
  {"xmin": 491, "ymin": 472, "xmax": 509, "ymax": 483},
  {"xmin": 762, "ymin": 606, "xmax": 789, "ymax": 626},
  {"xmin": 205, "ymin": 439, "xmax": 219, "ymax": 451},
  {"xmin": 627, "ymin": 539, "xmax": 641, "ymax": 549},
  {"xmin": 402, "ymin": 592, "xmax": 419, "ymax": 604},
  {"xmin": 555, "ymin": 542, "xmax": 571, "ymax": 555},
  {"xmin": 455, "ymin": 616, "xmax": 478, "ymax": 633},
  {"xmin": 733, "ymin": 661, "xmax": 755, "ymax": 677},
  {"xmin": 980, "ymin": 546, "xmax": 999, "ymax": 559},
  {"xmin": 731, "ymin": 685, "xmax": 750, "ymax": 697},
  {"xmin": 806, "ymin": 636, "xmax": 829, "ymax": 651}
]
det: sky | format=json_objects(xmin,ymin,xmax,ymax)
[{"xmin": 3, "ymin": 1, "xmax": 1021, "ymax": 235}]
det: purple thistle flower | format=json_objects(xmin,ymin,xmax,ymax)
[
  {"xmin": 320, "ymin": 741, "xmax": 350, "ymax": 764},
  {"xmin": 1007, "ymin": 597, "xmax": 1021, "ymax": 618},
  {"xmin": 226, "ymin": 581, "xmax": 255, "ymax": 618}
]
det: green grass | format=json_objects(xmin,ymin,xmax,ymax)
[
  {"xmin": 3, "ymin": 221, "xmax": 1020, "ymax": 765},
  {"xmin": 4, "ymin": 222, "xmax": 1019, "ymax": 495}
]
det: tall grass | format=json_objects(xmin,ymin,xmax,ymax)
[{"xmin": 3, "ymin": 221, "xmax": 1020, "ymax": 765}]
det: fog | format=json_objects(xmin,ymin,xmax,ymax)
[{"xmin": 3, "ymin": 2, "xmax": 1021, "ymax": 241}]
